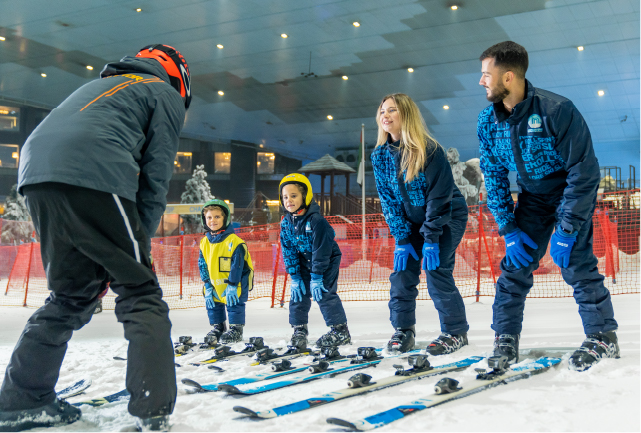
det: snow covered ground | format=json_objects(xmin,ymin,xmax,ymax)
[{"xmin": 0, "ymin": 294, "xmax": 639, "ymax": 432}]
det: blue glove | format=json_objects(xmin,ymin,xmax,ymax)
[
  {"xmin": 203, "ymin": 283, "xmax": 217, "ymax": 309},
  {"xmin": 224, "ymin": 284, "xmax": 239, "ymax": 307},
  {"xmin": 310, "ymin": 273, "xmax": 328, "ymax": 302},
  {"xmin": 290, "ymin": 274, "xmax": 306, "ymax": 303},
  {"xmin": 550, "ymin": 228, "xmax": 577, "ymax": 269},
  {"xmin": 422, "ymin": 243, "xmax": 440, "ymax": 271},
  {"xmin": 504, "ymin": 229, "xmax": 538, "ymax": 269},
  {"xmin": 393, "ymin": 243, "xmax": 419, "ymax": 271}
]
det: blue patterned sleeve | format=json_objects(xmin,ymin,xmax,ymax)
[
  {"xmin": 477, "ymin": 116, "xmax": 518, "ymax": 236},
  {"xmin": 279, "ymin": 218, "xmax": 300, "ymax": 276},
  {"xmin": 198, "ymin": 250, "xmax": 213, "ymax": 289},
  {"xmin": 371, "ymin": 146, "xmax": 412, "ymax": 244}
]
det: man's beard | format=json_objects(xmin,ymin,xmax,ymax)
[{"xmin": 486, "ymin": 82, "xmax": 510, "ymax": 103}]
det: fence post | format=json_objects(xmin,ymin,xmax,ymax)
[
  {"xmin": 271, "ymin": 241, "xmax": 282, "ymax": 308},
  {"xmin": 475, "ymin": 197, "xmax": 483, "ymax": 302},
  {"xmin": 23, "ymin": 242, "xmax": 34, "ymax": 307},
  {"xmin": 279, "ymin": 273, "xmax": 289, "ymax": 307},
  {"xmin": 179, "ymin": 235, "xmax": 184, "ymax": 299},
  {"xmin": 479, "ymin": 208, "xmax": 497, "ymax": 285}
]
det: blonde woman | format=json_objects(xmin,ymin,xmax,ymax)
[{"xmin": 371, "ymin": 93, "xmax": 469, "ymax": 353}]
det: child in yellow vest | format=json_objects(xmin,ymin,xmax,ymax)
[{"xmin": 198, "ymin": 199, "xmax": 254, "ymax": 344}]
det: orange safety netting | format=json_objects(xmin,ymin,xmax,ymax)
[{"xmin": 1, "ymin": 193, "xmax": 639, "ymax": 309}]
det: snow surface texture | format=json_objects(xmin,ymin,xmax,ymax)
[{"xmin": 0, "ymin": 295, "xmax": 639, "ymax": 432}]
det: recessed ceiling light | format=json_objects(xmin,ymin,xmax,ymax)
[
  {"xmin": 218, "ymin": 90, "xmax": 224, "ymax": 96},
  {"xmin": 86, "ymin": 65, "xmax": 93, "ymax": 70},
  {"xmin": 281, "ymin": 33, "xmax": 288, "ymax": 39},
  {"xmin": 342, "ymin": 75, "xmax": 348, "ymax": 80},
  {"xmin": 40, "ymin": 73, "xmax": 47, "ymax": 77},
  {"xmin": 451, "ymin": 5, "xmax": 458, "ymax": 10},
  {"xmin": 0, "ymin": 36, "xmax": 5, "ymax": 41},
  {"xmin": 259, "ymin": 144, "xmax": 264, "ymax": 148},
  {"xmin": 443, "ymin": 105, "xmax": 450, "ymax": 110},
  {"xmin": 135, "ymin": 8, "xmax": 142, "ymax": 12},
  {"xmin": 216, "ymin": 44, "xmax": 224, "ymax": 49},
  {"xmin": 407, "ymin": 67, "xmax": 414, "ymax": 73},
  {"xmin": 597, "ymin": 90, "xmax": 605, "ymax": 96},
  {"xmin": 577, "ymin": 46, "xmax": 584, "ymax": 51},
  {"xmin": 353, "ymin": 22, "xmax": 360, "ymax": 27},
  {"xmin": 327, "ymin": 115, "xmax": 333, "ymax": 120}
]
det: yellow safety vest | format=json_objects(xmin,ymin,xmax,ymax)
[{"xmin": 200, "ymin": 233, "xmax": 254, "ymax": 304}]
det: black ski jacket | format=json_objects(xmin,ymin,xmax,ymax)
[{"xmin": 18, "ymin": 56, "xmax": 185, "ymax": 240}]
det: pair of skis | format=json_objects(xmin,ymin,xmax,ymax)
[
  {"xmin": 182, "ymin": 346, "xmax": 398, "ymax": 394},
  {"xmin": 232, "ymin": 355, "xmax": 561, "ymax": 429},
  {"xmin": 327, "ymin": 356, "xmax": 562, "ymax": 430}
]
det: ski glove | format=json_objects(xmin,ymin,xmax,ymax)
[
  {"xmin": 504, "ymin": 229, "xmax": 538, "ymax": 269},
  {"xmin": 393, "ymin": 243, "xmax": 419, "ymax": 272},
  {"xmin": 203, "ymin": 283, "xmax": 217, "ymax": 309},
  {"xmin": 422, "ymin": 243, "xmax": 440, "ymax": 271},
  {"xmin": 310, "ymin": 273, "xmax": 328, "ymax": 302},
  {"xmin": 290, "ymin": 274, "xmax": 306, "ymax": 303},
  {"xmin": 224, "ymin": 284, "xmax": 240, "ymax": 307},
  {"xmin": 550, "ymin": 228, "xmax": 577, "ymax": 269}
]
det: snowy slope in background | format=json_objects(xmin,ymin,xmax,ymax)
[{"xmin": 0, "ymin": 295, "xmax": 638, "ymax": 432}]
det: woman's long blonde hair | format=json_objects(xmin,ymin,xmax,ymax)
[{"xmin": 376, "ymin": 93, "xmax": 439, "ymax": 183}]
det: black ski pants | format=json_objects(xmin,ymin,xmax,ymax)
[{"xmin": 0, "ymin": 183, "xmax": 176, "ymax": 418}]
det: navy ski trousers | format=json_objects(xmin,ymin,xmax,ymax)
[
  {"xmin": 206, "ymin": 286, "xmax": 248, "ymax": 325},
  {"xmin": 388, "ymin": 217, "xmax": 469, "ymax": 334},
  {"xmin": 289, "ymin": 255, "xmax": 347, "ymax": 326},
  {"xmin": 0, "ymin": 183, "xmax": 176, "ymax": 418},
  {"xmin": 492, "ymin": 191, "xmax": 618, "ymax": 335}
]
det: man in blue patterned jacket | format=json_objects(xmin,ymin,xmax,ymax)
[{"xmin": 477, "ymin": 41, "xmax": 618, "ymax": 371}]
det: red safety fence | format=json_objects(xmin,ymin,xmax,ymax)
[{"xmin": 1, "ymin": 190, "xmax": 639, "ymax": 309}]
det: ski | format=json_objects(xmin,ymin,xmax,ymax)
[
  {"xmin": 190, "ymin": 337, "xmax": 268, "ymax": 365},
  {"xmin": 56, "ymin": 379, "xmax": 92, "ymax": 400},
  {"xmin": 72, "ymin": 389, "xmax": 130, "ymax": 407},
  {"xmin": 232, "ymin": 355, "xmax": 483, "ymax": 418},
  {"xmin": 183, "ymin": 347, "xmax": 390, "ymax": 394},
  {"xmin": 326, "ymin": 356, "xmax": 562, "ymax": 431}
]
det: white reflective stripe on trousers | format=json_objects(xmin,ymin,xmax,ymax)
[{"xmin": 112, "ymin": 194, "xmax": 141, "ymax": 263}]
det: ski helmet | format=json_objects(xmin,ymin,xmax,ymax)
[
  {"xmin": 136, "ymin": 44, "xmax": 191, "ymax": 109},
  {"xmin": 279, "ymin": 173, "xmax": 313, "ymax": 214},
  {"xmin": 202, "ymin": 199, "xmax": 230, "ymax": 231}
]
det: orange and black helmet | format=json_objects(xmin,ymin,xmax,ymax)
[{"xmin": 136, "ymin": 44, "xmax": 191, "ymax": 109}]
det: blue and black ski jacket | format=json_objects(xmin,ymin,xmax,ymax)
[
  {"xmin": 371, "ymin": 138, "xmax": 467, "ymax": 245},
  {"xmin": 477, "ymin": 79, "xmax": 600, "ymax": 236},
  {"xmin": 280, "ymin": 201, "xmax": 341, "ymax": 277}
]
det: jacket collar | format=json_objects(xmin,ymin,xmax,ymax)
[
  {"xmin": 285, "ymin": 200, "xmax": 320, "ymax": 228},
  {"xmin": 205, "ymin": 224, "xmax": 235, "ymax": 243},
  {"xmin": 493, "ymin": 79, "xmax": 534, "ymax": 124}
]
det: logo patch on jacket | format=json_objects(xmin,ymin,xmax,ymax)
[
  {"xmin": 527, "ymin": 114, "xmax": 543, "ymax": 133},
  {"xmin": 228, "ymin": 241, "xmax": 233, "ymax": 252},
  {"xmin": 306, "ymin": 222, "xmax": 312, "ymax": 233}
]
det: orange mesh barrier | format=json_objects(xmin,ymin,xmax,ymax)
[{"xmin": 1, "ymin": 191, "xmax": 639, "ymax": 309}]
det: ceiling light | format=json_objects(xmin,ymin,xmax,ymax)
[
  {"xmin": 597, "ymin": 90, "xmax": 605, "ymax": 96},
  {"xmin": 327, "ymin": 115, "xmax": 333, "ymax": 120},
  {"xmin": 342, "ymin": 75, "xmax": 348, "ymax": 80},
  {"xmin": 451, "ymin": 5, "xmax": 458, "ymax": 10},
  {"xmin": 135, "ymin": 8, "xmax": 142, "ymax": 12},
  {"xmin": 86, "ymin": 65, "xmax": 93, "ymax": 70},
  {"xmin": 216, "ymin": 44, "xmax": 224, "ymax": 49},
  {"xmin": 407, "ymin": 67, "xmax": 414, "ymax": 73},
  {"xmin": 281, "ymin": 33, "xmax": 288, "ymax": 39},
  {"xmin": 40, "ymin": 73, "xmax": 47, "ymax": 77},
  {"xmin": 259, "ymin": 144, "xmax": 264, "ymax": 148},
  {"xmin": 218, "ymin": 90, "xmax": 224, "ymax": 96},
  {"xmin": 577, "ymin": 46, "xmax": 584, "ymax": 51},
  {"xmin": 443, "ymin": 105, "xmax": 450, "ymax": 110},
  {"xmin": 0, "ymin": 36, "xmax": 5, "ymax": 41},
  {"xmin": 12, "ymin": 152, "xmax": 19, "ymax": 159},
  {"xmin": 353, "ymin": 22, "xmax": 360, "ymax": 27}
]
